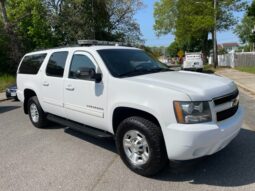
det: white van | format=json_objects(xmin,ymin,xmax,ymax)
[{"xmin": 183, "ymin": 52, "xmax": 203, "ymax": 72}]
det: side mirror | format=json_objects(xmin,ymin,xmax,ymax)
[
  {"xmin": 92, "ymin": 73, "xmax": 102, "ymax": 83},
  {"xmin": 76, "ymin": 67, "xmax": 102, "ymax": 83}
]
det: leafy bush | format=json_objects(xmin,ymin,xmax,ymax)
[{"xmin": 0, "ymin": 74, "xmax": 15, "ymax": 92}]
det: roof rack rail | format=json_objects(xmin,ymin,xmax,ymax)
[{"xmin": 77, "ymin": 40, "xmax": 133, "ymax": 47}]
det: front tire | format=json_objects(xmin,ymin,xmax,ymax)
[
  {"xmin": 28, "ymin": 96, "xmax": 48, "ymax": 128},
  {"xmin": 116, "ymin": 116, "xmax": 168, "ymax": 176}
]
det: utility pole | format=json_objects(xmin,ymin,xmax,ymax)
[
  {"xmin": 212, "ymin": 0, "xmax": 218, "ymax": 68},
  {"xmin": 252, "ymin": 26, "xmax": 255, "ymax": 52}
]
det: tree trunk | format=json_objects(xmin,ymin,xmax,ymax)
[
  {"xmin": 212, "ymin": 30, "xmax": 218, "ymax": 68},
  {"xmin": 0, "ymin": 0, "xmax": 8, "ymax": 28},
  {"xmin": 201, "ymin": 32, "xmax": 209, "ymax": 64},
  {"xmin": 0, "ymin": 0, "xmax": 23, "ymax": 72}
]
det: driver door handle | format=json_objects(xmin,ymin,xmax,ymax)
[
  {"xmin": 66, "ymin": 87, "xmax": 75, "ymax": 91},
  {"xmin": 43, "ymin": 82, "xmax": 49, "ymax": 86}
]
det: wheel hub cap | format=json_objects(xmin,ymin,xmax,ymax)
[
  {"xmin": 123, "ymin": 130, "xmax": 150, "ymax": 165},
  {"xmin": 30, "ymin": 103, "xmax": 39, "ymax": 123}
]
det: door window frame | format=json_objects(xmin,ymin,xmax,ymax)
[{"xmin": 68, "ymin": 51, "xmax": 100, "ymax": 81}]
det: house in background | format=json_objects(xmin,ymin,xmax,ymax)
[{"xmin": 218, "ymin": 42, "xmax": 239, "ymax": 53}]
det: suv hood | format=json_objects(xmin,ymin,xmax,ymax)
[{"xmin": 127, "ymin": 71, "xmax": 237, "ymax": 101}]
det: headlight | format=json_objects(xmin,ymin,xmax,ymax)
[{"xmin": 174, "ymin": 101, "xmax": 212, "ymax": 124}]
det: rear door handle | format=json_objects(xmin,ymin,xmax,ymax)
[
  {"xmin": 43, "ymin": 82, "xmax": 49, "ymax": 86},
  {"xmin": 66, "ymin": 87, "xmax": 75, "ymax": 91}
]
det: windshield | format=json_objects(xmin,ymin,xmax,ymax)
[{"xmin": 97, "ymin": 49, "xmax": 169, "ymax": 77}]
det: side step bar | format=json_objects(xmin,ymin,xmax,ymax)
[{"xmin": 47, "ymin": 114, "xmax": 113, "ymax": 138}]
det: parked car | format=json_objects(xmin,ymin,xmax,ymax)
[
  {"xmin": 183, "ymin": 52, "xmax": 203, "ymax": 72},
  {"xmin": 6, "ymin": 84, "xmax": 18, "ymax": 100},
  {"xmin": 16, "ymin": 40, "xmax": 244, "ymax": 176}
]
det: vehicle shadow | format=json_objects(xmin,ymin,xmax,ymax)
[
  {"xmin": 0, "ymin": 106, "xmax": 20, "ymax": 114},
  {"xmin": 202, "ymin": 69, "xmax": 214, "ymax": 74},
  {"xmin": 155, "ymin": 128, "xmax": 255, "ymax": 187},
  {"xmin": 64, "ymin": 128, "xmax": 116, "ymax": 153},
  {"xmin": 43, "ymin": 123, "xmax": 65, "ymax": 130},
  {"xmin": 63, "ymin": 127, "xmax": 255, "ymax": 187}
]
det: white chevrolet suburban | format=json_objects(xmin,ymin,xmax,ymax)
[{"xmin": 17, "ymin": 41, "xmax": 244, "ymax": 176}]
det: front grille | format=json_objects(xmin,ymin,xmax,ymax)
[
  {"xmin": 216, "ymin": 104, "xmax": 238, "ymax": 121},
  {"xmin": 213, "ymin": 90, "xmax": 239, "ymax": 122},
  {"xmin": 213, "ymin": 90, "xmax": 239, "ymax": 106}
]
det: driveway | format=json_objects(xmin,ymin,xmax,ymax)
[
  {"xmin": 217, "ymin": 68, "xmax": 255, "ymax": 95},
  {"xmin": 0, "ymin": 90, "xmax": 255, "ymax": 191}
]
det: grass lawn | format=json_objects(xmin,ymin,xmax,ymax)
[
  {"xmin": 0, "ymin": 74, "xmax": 16, "ymax": 92},
  {"xmin": 203, "ymin": 65, "xmax": 232, "ymax": 74},
  {"xmin": 235, "ymin": 66, "xmax": 255, "ymax": 74},
  {"xmin": 203, "ymin": 64, "xmax": 215, "ymax": 73}
]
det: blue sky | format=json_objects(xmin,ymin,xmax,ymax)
[{"xmin": 134, "ymin": 0, "xmax": 250, "ymax": 47}]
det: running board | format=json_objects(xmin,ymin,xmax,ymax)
[{"xmin": 47, "ymin": 114, "xmax": 113, "ymax": 138}]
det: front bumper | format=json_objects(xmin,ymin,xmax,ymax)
[{"xmin": 163, "ymin": 106, "xmax": 244, "ymax": 160}]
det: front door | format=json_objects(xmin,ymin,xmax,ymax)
[{"xmin": 64, "ymin": 51, "xmax": 107, "ymax": 130}]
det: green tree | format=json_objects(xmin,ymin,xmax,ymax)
[
  {"xmin": 0, "ymin": 0, "xmax": 23, "ymax": 73},
  {"xmin": 0, "ymin": 0, "xmax": 144, "ymax": 73},
  {"xmin": 235, "ymin": 15, "xmax": 255, "ymax": 44},
  {"xmin": 248, "ymin": 0, "xmax": 255, "ymax": 17},
  {"xmin": 107, "ymin": 0, "xmax": 144, "ymax": 43},
  {"xmin": 0, "ymin": 17, "xmax": 10, "ymax": 73},
  {"xmin": 7, "ymin": 0, "xmax": 58, "ymax": 50},
  {"xmin": 44, "ymin": 0, "xmax": 144, "ymax": 45},
  {"xmin": 167, "ymin": 41, "xmax": 181, "ymax": 57},
  {"xmin": 154, "ymin": 0, "xmax": 246, "ymax": 60},
  {"xmin": 51, "ymin": 0, "xmax": 111, "ymax": 44},
  {"xmin": 235, "ymin": 0, "xmax": 255, "ymax": 51}
]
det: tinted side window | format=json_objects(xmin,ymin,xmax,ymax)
[
  {"xmin": 69, "ymin": 54, "xmax": 96, "ymax": 79},
  {"xmin": 19, "ymin": 53, "xmax": 47, "ymax": 74},
  {"xmin": 46, "ymin": 51, "xmax": 68, "ymax": 77}
]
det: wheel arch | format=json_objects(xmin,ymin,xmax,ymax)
[
  {"xmin": 112, "ymin": 106, "xmax": 162, "ymax": 134},
  {"xmin": 23, "ymin": 89, "xmax": 37, "ymax": 114}
]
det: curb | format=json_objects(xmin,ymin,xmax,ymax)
[{"xmin": 235, "ymin": 81, "xmax": 255, "ymax": 96}]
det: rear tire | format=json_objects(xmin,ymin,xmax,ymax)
[
  {"xmin": 28, "ymin": 96, "xmax": 48, "ymax": 128},
  {"xmin": 116, "ymin": 116, "xmax": 168, "ymax": 177}
]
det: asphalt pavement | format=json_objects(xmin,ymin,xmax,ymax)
[
  {"xmin": 0, "ymin": 90, "xmax": 255, "ymax": 191},
  {"xmin": 0, "ymin": 92, "xmax": 6, "ymax": 101}
]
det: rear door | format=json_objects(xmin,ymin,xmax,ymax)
[{"xmin": 41, "ymin": 51, "xmax": 68, "ymax": 117}]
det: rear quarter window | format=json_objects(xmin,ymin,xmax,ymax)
[{"xmin": 19, "ymin": 53, "xmax": 47, "ymax": 74}]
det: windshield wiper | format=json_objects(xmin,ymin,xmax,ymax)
[
  {"xmin": 147, "ymin": 68, "xmax": 171, "ymax": 73},
  {"xmin": 118, "ymin": 69, "xmax": 149, "ymax": 77},
  {"xmin": 118, "ymin": 68, "xmax": 172, "ymax": 77}
]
